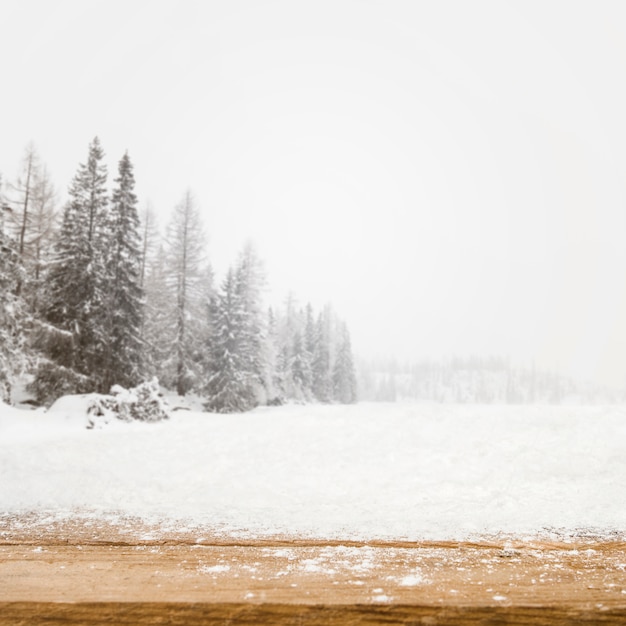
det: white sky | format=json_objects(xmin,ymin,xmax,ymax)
[{"xmin": 3, "ymin": 0, "xmax": 626, "ymax": 388}]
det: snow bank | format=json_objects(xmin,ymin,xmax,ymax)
[{"xmin": 1, "ymin": 402, "xmax": 625, "ymax": 540}]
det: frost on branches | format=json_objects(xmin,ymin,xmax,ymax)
[
  {"xmin": 0, "ymin": 202, "xmax": 30, "ymax": 403},
  {"xmin": 30, "ymin": 139, "xmax": 144, "ymax": 403}
]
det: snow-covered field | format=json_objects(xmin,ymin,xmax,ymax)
[{"xmin": 1, "ymin": 400, "xmax": 625, "ymax": 541}]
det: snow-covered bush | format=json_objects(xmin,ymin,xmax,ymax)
[{"xmin": 88, "ymin": 378, "xmax": 170, "ymax": 423}]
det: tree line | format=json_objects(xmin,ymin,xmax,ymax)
[
  {"xmin": 359, "ymin": 356, "xmax": 624, "ymax": 404},
  {"xmin": 0, "ymin": 139, "xmax": 357, "ymax": 410}
]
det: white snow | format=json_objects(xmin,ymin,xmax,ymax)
[
  {"xmin": 373, "ymin": 594, "xmax": 392, "ymax": 602},
  {"xmin": 399, "ymin": 574, "xmax": 424, "ymax": 587},
  {"xmin": 1, "ymin": 400, "xmax": 626, "ymax": 540},
  {"xmin": 199, "ymin": 564, "xmax": 231, "ymax": 574}
]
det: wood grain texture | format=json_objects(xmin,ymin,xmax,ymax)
[{"xmin": 1, "ymin": 517, "xmax": 625, "ymax": 625}]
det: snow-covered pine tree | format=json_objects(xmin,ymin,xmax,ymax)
[
  {"xmin": 31, "ymin": 137, "xmax": 109, "ymax": 402},
  {"xmin": 101, "ymin": 152, "xmax": 144, "ymax": 391},
  {"xmin": 290, "ymin": 329, "xmax": 312, "ymax": 400},
  {"xmin": 142, "ymin": 242, "xmax": 172, "ymax": 381},
  {"xmin": 271, "ymin": 292, "xmax": 299, "ymax": 400},
  {"xmin": 138, "ymin": 202, "xmax": 160, "ymax": 292},
  {"xmin": 300, "ymin": 303, "xmax": 317, "ymax": 398},
  {"xmin": 264, "ymin": 306, "xmax": 282, "ymax": 402},
  {"xmin": 332, "ymin": 322, "xmax": 357, "ymax": 404},
  {"xmin": 0, "ymin": 187, "xmax": 30, "ymax": 403},
  {"xmin": 304, "ymin": 303, "xmax": 316, "ymax": 362},
  {"xmin": 136, "ymin": 202, "xmax": 165, "ymax": 368},
  {"xmin": 162, "ymin": 190, "xmax": 208, "ymax": 395},
  {"xmin": 203, "ymin": 245, "xmax": 265, "ymax": 412},
  {"xmin": 311, "ymin": 308, "xmax": 332, "ymax": 402},
  {"xmin": 204, "ymin": 268, "xmax": 254, "ymax": 412},
  {"xmin": 233, "ymin": 243, "xmax": 267, "ymax": 400}
]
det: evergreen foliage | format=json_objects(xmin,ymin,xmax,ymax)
[
  {"xmin": 101, "ymin": 152, "xmax": 144, "ymax": 391},
  {"xmin": 32, "ymin": 137, "xmax": 110, "ymax": 401},
  {"xmin": 233, "ymin": 243, "xmax": 266, "ymax": 394},
  {"xmin": 142, "ymin": 243, "xmax": 173, "ymax": 381},
  {"xmin": 266, "ymin": 300, "xmax": 355, "ymax": 405},
  {"xmin": 311, "ymin": 309, "xmax": 332, "ymax": 402},
  {"xmin": 332, "ymin": 323, "xmax": 358, "ymax": 403},
  {"xmin": 290, "ymin": 330, "xmax": 312, "ymax": 400},
  {"xmin": 204, "ymin": 269, "xmax": 255, "ymax": 412},
  {"xmin": 203, "ymin": 246, "xmax": 266, "ymax": 412},
  {"xmin": 0, "ymin": 199, "xmax": 30, "ymax": 403},
  {"xmin": 5, "ymin": 139, "xmax": 359, "ymax": 410}
]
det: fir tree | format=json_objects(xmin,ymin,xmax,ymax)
[
  {"xmin": 291, "ymin": 329, "xmax": 312, "ymax": 400},
  {"xmin": 101, "ymin": 152, "xmax": 144, "ymax": 391},
  {"xmin": 32, "ymin": 137, "xmax": 109, "ymax": 401},
  {"xmin": 138, "ymin": 202, "xmax": 159, "ymax": 292},
  {"xmin": 204, "ymin": 245, "xmax": 265, "ymax": 412},
  {"xmin": 332, "ymin": 323, "xmax": 357, "ymax": 404},
  {"xmin": 138, "ymin": 206, "xmax": 166, "ymax": 379},
  {"xmin": 264, "ymin": 307, "xmax": 282, "ymax": 402},
  {"xmin": 0, "ymin": 197, "xmax": 30, "ymax": 403},
  {"xmin": 233, "ymin": 243, "xmax": 266, "ymax": 398},
  {"xmin": 304, "ymin": 303, "xmax": 316, "ymax": 362},
  {"xmin": 142, "ymin": 243, "xmax": 172, "ymax": 381},
  {"xmin": 204, "ymin": 269, "xmax": 254, "ymax": 412},
  {"xmin": 311, "ymin": 309, "xmax": 332, "ymax": 402}
]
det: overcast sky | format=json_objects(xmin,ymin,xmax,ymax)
[{"xmin": 3, "ymin": 1, "xmax": 626, "ymax": 388}]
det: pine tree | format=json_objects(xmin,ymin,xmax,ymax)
[
  {"xmin": 204, "ymin": 269, "xmax": 253, "ymax": 412},
  {"xmin": 332, "ymin": 323, "xmax": 357, "ymax": 404},
  {"xmin": 31, "ymin": 137, "xmax": 109, "ymax": 402},
  {"xmin": 138, "ymin": 202, "xmax": 159, "ymax": 292},
  {"xmin": 311, "ymin": 309, "xmax": 332, "ymax": 402},
  {"xmin": 0, "ymin": 190, "xmax": 30, "ymax": 403},
  {"xmin": 142, "ymin": 243, "xmax": 172, "ymax": 381},
  {"xmin": 203, "ymin": 245, "xmax": 266, "ymax": 412},
  {"xmin": 291, "ymin": 330, "xmax": 312, "ymax": 400},
  {"xmin": 264, "ymin": 307, "xmax": 282, "ymax": 402},
  {"xmin": 138, "ymin": 206, "xmax": 166, "ymax": 380},
  {"xmin": 304, "ymin": 303, "xmax": 316, "ymax": 361},
  {"xmin": 233, "ymin": 243, "xmax": 266, "ymax": 399},
  {"xmin": 272, "ymin": 292, "xmax": 299, "ymax": 400},
  {"xmin": 101, "ymin": 152, "xmax": 144, "ymax": 391}
]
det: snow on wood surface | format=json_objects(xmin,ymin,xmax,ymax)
[{"xmin": 1, "ymin": 401, "xmax": 625, "ymax": 541}]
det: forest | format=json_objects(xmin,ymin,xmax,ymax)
[
  {"xmin": 0, "ymin": 138, "xmax": 358, "ymax": 411},
  {"xmin": 359, "ymin": 355, "xmax": 625, "ymax": 405}
]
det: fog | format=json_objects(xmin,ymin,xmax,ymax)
[{"xmin": 3, "ymin": 0, "xmax": 626, "ymax": 388}]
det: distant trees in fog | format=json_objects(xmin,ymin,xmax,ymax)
[{"xmin": 359, "ymin": 356, "xmax": 624, "ymax": 404}]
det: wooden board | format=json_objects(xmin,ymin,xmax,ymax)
[{"xmin": 1, "ymin": 517, "xmax": 625, "ymax": 624}]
